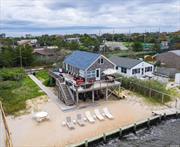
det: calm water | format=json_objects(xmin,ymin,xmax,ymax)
[{"xmin": 97, "ymin": 119, "xmax": 180, "ymax": 147}]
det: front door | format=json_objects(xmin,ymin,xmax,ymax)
[{"xmin": 96, "ymin": 68, "xmax": 100, "ymax": 80}]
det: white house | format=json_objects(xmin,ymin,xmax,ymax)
[{"xmin": 110, "ymin": 57, "xmax": 154, "ymax": 78}]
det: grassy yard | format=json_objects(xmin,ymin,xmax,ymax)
[
  {"xmin": 118, "ymin": 76, "xmax": 179, "ymax": 104},
  {"xmin": 35, "ymin": 70, "xmax": 49, "ymax": 82},
  {"xmin": 0, "ymin": 68, "xmax": 44, "ymax": 115},
  {"xmin": 105, "ymin": 50, "xmax": 156, "ymax": 58},
  {"xmin": 35, "ymin": 69, "xmax": 55, "ymax": 87}
]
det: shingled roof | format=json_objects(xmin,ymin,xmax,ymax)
[
  {"xmin": 64, "ymin": 51, "xmax": 101, "ymax": 70},
  {"xmin": 110, "ymin": 56, "xmax": 142, "ymax": 69}
]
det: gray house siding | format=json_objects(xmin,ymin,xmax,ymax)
[
  {"xmin": 87, "ymin": 56, "xmax": 115, "ymax": 80},
  {"xmin": 87, "ymin": 56, "xmax": 114, "ymax": 72},
  {"xmin": 63, "ymin": 55, "xmax": 115, "ymax": 81}
]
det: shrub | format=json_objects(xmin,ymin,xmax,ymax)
[{"xmin": 0, "ymin": 68, "xmax": 25, "ymax": 81}]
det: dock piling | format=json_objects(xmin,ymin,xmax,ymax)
[
  {"xmin": 159, "ymin": 114, "xmax": 162, "ymax": 122},
  {"xmin": 119, "ymin": 128, "xmax": 122, "ymax": 138},
  {"xmin": 147, "ymin": 118, "xmax": 150, "ymax": 128},
  {"xmin": 133, "ymin": 123, "xmax": 137, "ymax": 133},
  {"xmin": 164, "ymin": 113, "xmax": 166, "ymax": 119},
  {"xmin": 103, "ymin": 133, "xmax": 107, "ymax": 143},
  {"xmin": 85, "ymin": 140, "xmax": 88, "ymax": 147}
]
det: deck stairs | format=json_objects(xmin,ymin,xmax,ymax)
[{"xmin": 56, "ymin": 78, "xmax": 75, "ymax": 106}]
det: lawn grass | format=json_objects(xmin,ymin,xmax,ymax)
[
  {"xmin": 35, "ymin": 69, "xmax": 55, "ymax": 87},
  {"xmin": 0, "ymin": 68, "xmax": 44, "ymax": 115},
  {"xmin": 105, "ymin": 50, "xmax": 156, "ymax": 58},
  {"xmin": 35, "ymin": 70, "xmax": 49, "ymax": 82}
]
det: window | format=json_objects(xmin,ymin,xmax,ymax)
[
  {"xmin": 132, "ymin": 68, "xmax": 140, "ymax": 74},
  {"xmin": 101, "ymin": 58, "xmax": 104, "ymax": 64},
  {"xmin": 145, "ymin": 66, "xmax": 152, "ymax": 72},
  {"xmin": 121, "ymin": 67, "xmax": 127, "ymax": 73},
  {"xmin": 87, "ymin": 70, "xmax": 96, "ymax": 78},
  {"xmin": 98, "ymin": 58, "xmax": 104, "ymax": 64},
  {"xmin": 116, "ymin": 66, "xmax": 118, "ymax": 70}
]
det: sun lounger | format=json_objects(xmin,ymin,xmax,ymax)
[
  {"xmin": 77, "ymin": 114, "xmax": 85, "ymax": 126},
  {"xmin": 85, "ymin": 111, "xmax": 95, "ymax": 123},
  {"xmin": 103, "ymin": 107, "xmax": 114, "ymax": 120},
  {"xmin": 94, "ymin": 109, "xmax": 104, "ymax": 121},
  {"xmin": 66, "ymin": 117, "xmax": 75, "ymax": 129}
]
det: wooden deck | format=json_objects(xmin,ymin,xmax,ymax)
[
  {"xmin": 70, "ymin": 80, "xmax": 121, "ymax": 93},
  {"xmin": 49, "ymin": 70, "xmax": 121, "ymax": 105}
]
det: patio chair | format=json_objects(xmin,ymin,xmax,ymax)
[
  {"xmin": 85, "ymin": 111, "xmax": 95, "ymax": 123},
  {"xmin": 66, "ymin": 116, "xmax": 75, "ymax": 129},
  {"xmin": 94, "ymin": 109, "xmax": 104, "ymax": 121},
  {"xmin": 103, "ymin": 107, "xmax": 114, "ymax": 120},
  {"xmin": 77, "ymin": 114, "xmax": 85, "ymax": 126}
]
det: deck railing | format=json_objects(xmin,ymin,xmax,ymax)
[{"xmin": 0, "ymin": 101, "xmax": 13, "ymax": 147}]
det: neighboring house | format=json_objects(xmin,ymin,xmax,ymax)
[
  {"xmin": 103, "ymin": 41, "xmax": 128, "ymax": 51},
  {"xmin": 154, "ymin": 67, "xmax": 180, "ymax": 79},
  {"xmin": 155, "ymin": 50, "xmax": 180, "ymax": 69},
  {"xmin": 160, "ymin": 41, "xmax": 169, "ymax": 50},
  {"xmin": 110, "ymin": 57, "xmax": 154, "ymax": 78},
  {"xmin": 33, "ymin": 48, "xmax": 56, "ymax": 60},
  {"xmin": 17, "ymin": 39, "xmax": 38, "ymax": 46},
  {"xmin": 65, "ymin": 37, "xmax": 80, "ymax": 43},
  {"xmin": 63, "ymin": 51, "xmax": 115, "ymax": 82},
  {"xmin": 0, "ymin": 33, "xmax": 6, "ymax": 38}
]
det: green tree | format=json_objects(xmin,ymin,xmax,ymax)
[
  {"xmin": 0, "ymin": 46, "xmax": 15, "ymax": 67},
  {"xmin": 16, "ymin": 45, "xmax": 34, "ymax": 66},
  {"xmin": 131, "ymin": 42, "xmax": 143, "ymax": 52},
  {"xmin": 153, "ymin": 43, "xmax": 161, "ymax": 52}
]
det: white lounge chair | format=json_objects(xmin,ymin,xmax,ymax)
[
  {"xmin": 85, "ymin": 111, "xmax": 95, "ymax": 123},
  {"xmin": 94, "ymin": 109, "xmax": 104, "ymax": 121},
  {"xmin": 103, "ymin": 107, "xmax": 114, "ymax": 120},
  {"xmin": 77, "ymin": 114, "xmax": 85, "ymax": 126},
  {"xmin": 66, "ymin": 116, "xmax": 75, "ymax": 129}
]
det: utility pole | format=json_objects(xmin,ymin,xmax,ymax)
[{"xmin": 19, "ymin": 46, "xmax": 23, "ymax": 68}]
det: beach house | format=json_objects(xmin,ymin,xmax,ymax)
[
  {"xmin": 110, "ymin": 56, "xmax": 154, "ymax": 78},
  {"xmin": 63, "ymin": 51, "xmax": 115, "ymax": 82},
  {"xmin": 49, "ymin": 51, "xmax": 120, "ymax": 106}
]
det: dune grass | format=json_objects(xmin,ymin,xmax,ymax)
[{"xmin": 0, "ymin": 68, "xmax": 44, "ymax": 115}]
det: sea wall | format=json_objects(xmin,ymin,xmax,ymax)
[{"xmin": 71, "ymin": 111, "xmax": 180, "ymax": 147}]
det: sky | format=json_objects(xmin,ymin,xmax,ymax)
[{"xmin": 0, "ymin": 0, "xmax": 180, "ymax": 36}]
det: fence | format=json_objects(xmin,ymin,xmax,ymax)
[
  {"xmin": 0, "ymin": 101, "xmax": 13, "ymax": 147},
  {"xmin": 116, "ymin": 77, "xmax": 177, "ymax": 104}
]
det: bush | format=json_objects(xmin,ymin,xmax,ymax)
[
  {"xmin": 117, "ymin": 76, "xmax": 174, "ymax": 103},
  {"xmin": 0, "ymin": 68, "xmax": 25, "ymax": 81}
]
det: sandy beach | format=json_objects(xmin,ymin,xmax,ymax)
[{"xmin": 6, "ymin": 91, "xmax": 157, "ymax": 147}]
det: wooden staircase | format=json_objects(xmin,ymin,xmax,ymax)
[{"xmin": 56, "ymin": 78, "xmax": 75, "ymax": 106}]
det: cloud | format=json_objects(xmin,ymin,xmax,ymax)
[{"xmin": 0, "ymin": 0, "xmax": 179, "ymax": 36}]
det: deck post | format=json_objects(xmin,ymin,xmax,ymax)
[
  {"xmin": 76, "ymin": 89, "xmax": 79, "ymax": 105},
  {"xmin": 92, "ymin": 90, "xmax": 95, "ymax": 103},
  {"xmin": 118, "ymin": 84, "xmax": 121, "ymax": 96},
  {"xmin": 105, "ymin": 88, "xmax": 108, "ymax": 101}
]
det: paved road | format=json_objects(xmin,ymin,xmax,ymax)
[{"xmin": 28, "ymin": 74, "xmax": 76, "ymax": 111}]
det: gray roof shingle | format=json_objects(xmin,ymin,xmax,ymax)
[{"xmin": 110, "ymin": 56, "xmax": 142, "ymax": 69}]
